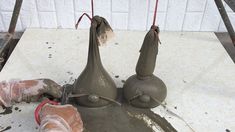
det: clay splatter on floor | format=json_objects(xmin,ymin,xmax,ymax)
[
  {"xmin": 0, "ymin": 107, "xmax": 12, "ymax": 115},
  {"xmin": 14, "ymin": 107, "xmax": 19, "ymax": 111},
  {"xmin": 0, "ymin": 126, "xmax": 11, "ymax": 132}
]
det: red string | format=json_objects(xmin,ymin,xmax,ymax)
[
  {"xmin": 34, "ymin": 99, "xmax": 59, "ymax": 125},
  {"xmin": 75, "ymin": 0, "xmax": 94, "ymax": 29},
  {"xmin": 91, "ymin": 0, "xmax": 94, "ymax": 18},
  {"xmin": 75, "ymin": 13, "xmax": 92, "ymax": 29},
  {"xmin": 152, "ymin": 0, "xmax": 159, "ymax": 26}
]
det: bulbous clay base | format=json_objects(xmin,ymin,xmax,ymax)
[{"xmin": 123, "ymin": 74, "xmax": 167, "ymax": 108}]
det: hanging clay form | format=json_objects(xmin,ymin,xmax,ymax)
[
  {"xmin": 72, "ymin": 16, "xmax": 117, "ymax": 107},
  {"xmin": 123, "ymin": 26, "xmax": 167, "ymax": 108}
]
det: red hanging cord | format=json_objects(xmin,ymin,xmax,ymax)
[
  {"xmin": 75, "ymin": 13, "xmax": 92, "ymax": 29},
  {"xmin": 152, "ymin": 0, "xmax": 159, "ymax": 26},
  {"xmin": 91, "ymin": 0, "xmax": 94, "ymax": 18},
  {"xmin": 152, "ymin": 0, "xmax": 161, "ymax": 44},
  {"xmin": 75, "ymin": 0, "xmax": 94, "ymax": 29}
]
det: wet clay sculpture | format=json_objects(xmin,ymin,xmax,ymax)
[
  {"xmin": 72, "ymin": 16, "xmax": 117, "ymax": 107},
  {"xmin": 123, "ymin": 0, "xmax": 167, "ymax": 108}
]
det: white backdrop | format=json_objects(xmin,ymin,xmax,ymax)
[{"xmin": 0, "ymin": 0, "xmax": 234, "ymax": 32}]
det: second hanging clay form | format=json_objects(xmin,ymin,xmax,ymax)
[
  {"xmin": 73, "ymin": 16, "xmax": 117, "ymax": 107},
  {"xmin": 123, "ymin": 0, "xmax": 167, "ymax": 108},
  {"xmin": 123, "ymin": 26, "xmax": 167, "ymax": 108}
]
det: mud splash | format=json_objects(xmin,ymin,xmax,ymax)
[
  {"xmin": 0, "ymin": 126, "xmax": 11, "ymax": 132},
  {"xmin": 0, "ymin": 107, "xmax": 12, "ymax": 115},
  {"xmin": 65, "ymin": 88, "xmax": 176, "ymax": 132}
]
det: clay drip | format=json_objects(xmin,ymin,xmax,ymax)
[
  {"xmin": 123, "ymin": 26, "xmax": 167, "ymax": 108},
  {"xmin": 73, "ymin": 16, "xmax": 117, "ymax": 107}
]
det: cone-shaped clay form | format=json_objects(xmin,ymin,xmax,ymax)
[
  {"xmin": 123, "ymin": 26, "xmax": 167, "ymax": 108},
  {"xmin": 73, "ymin": 16, "xmax": 117, "ymax": 107}
]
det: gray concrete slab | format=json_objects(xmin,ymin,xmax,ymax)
[{"xmin": 0, "ymin": 29, "xmax": 234, "ymax": 132}]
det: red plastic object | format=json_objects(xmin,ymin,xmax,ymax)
[{"xmin": 34, "ymin": 99, "xmax": 59, "ymax": 125}]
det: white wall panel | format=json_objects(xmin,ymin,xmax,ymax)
[
  {"xmin": 128, "ymin": 0, "xmax": 148, "ymax": 30},
  {"xmin": 0, "ymin": 0, "xmax": 234, "ymax": 32}
]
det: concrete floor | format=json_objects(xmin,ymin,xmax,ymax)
[{"xmin": 0, "ymin": 29, "xmax": 235, "ymax": 132}]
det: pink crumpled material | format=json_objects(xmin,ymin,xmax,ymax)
[{"xmin": 0, "ymin": 79, "xmax": 62, "ymax": 107}]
